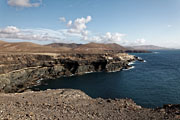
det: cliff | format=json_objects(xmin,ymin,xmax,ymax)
[
  {"xmin": 0, "ymin": 52, "xmax": 179, "ymax": 119},
  {"xmin": 0, "ymin": 53, "xmax": 136, "ymax": 93}
]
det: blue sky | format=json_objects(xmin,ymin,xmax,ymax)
[{"xmin": 0, "ymin": 0, "xmax": 180, "ymax": 48}]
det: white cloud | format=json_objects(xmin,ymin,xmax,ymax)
[
  {"xmin": 0, "ymin": 26, "xmax": 66, "ymax": 42},
  {"xmin": 0, "ymin": 26, "xmax": 127, "ymax": 44},
  {"xmin": 71, "ymin": 16, "xmax": 92, "ymax": 32},
  {"xmin": 0, "ymin": 26, "xmax": 20, "ymax": 34},
  {"xmin": 59, "ymin": 16, "xmax": 127, "ymax": 44},
  {"xmin": 7, "ymin": 0, "xmax": 42, "ymax": 8},
  {"xmin": 86, "ymin": 16, "xmax": 92, "ymax": 23},
  {"xmin": 1, "ymin": 16, "xmax": 128, "ymax": 45},
  {"xmin": 135, "ymin": 38, "xmax": 146, "ymax": 45},
  {"xmin": 67, "ymin": 20, "xmax": 72, "ymax": 27},
  {"xmin": 87, "ymin": 32, "xmax": 126, "ymax": 44},
  {"xmin": 104, "ymin": 32, "xmax": 125, "ymax": 43},
  {"xmin": 90, "ymin": 36, "xmax": 102, "ymax": 42},
  {"xmin": 59, "ymin": 17, "xmax": 66, "ymax": 22},
  {"xmin": 61, "ymin": 16, "xmax": 92, "ymax": 38}
]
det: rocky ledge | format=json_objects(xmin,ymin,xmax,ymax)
[
  {"xmin": 0, "ymin": 52, "xmax": 136, "ymax": 93},
  {"xmin": 0, "ymin": 89, "xmax": 179, "ymax": 120},
  {"xmin": 0, "ymin": 52, "xmax": 180, "ymax": 120}
]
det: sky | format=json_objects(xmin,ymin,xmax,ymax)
[{"xmin": 0, "ymin": 0, "xmax": 180, "ymax": 48}]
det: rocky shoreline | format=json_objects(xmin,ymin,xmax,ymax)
[
  {"xmin": 0, "ymin": 52, "xmax": 136, "ymax": 93},
  {"xmin": 0, "ymin": 52, "xmax": 179, "ymax": 120}
]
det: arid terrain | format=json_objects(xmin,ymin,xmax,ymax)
[
  {"xmin": 0, "ymin": 40, "xmax": 150, "ymax": 53},
  {"xmin": 0, "ymin": 52, "xmax": 136, "ymax": 93},
  {"xmin": 0, "ymin": 41, "xmax": 179, "ymax": 120},
  {"xmin": 0, "ymin": 89, "xmax": 180, "ymax": 120}
]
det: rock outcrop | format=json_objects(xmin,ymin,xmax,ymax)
[
  {"xmin": 0, "ymin": 89, "xmax": 179, "ymax": 120},
  {"xmin": 0, "ymin": 53, "xmax": 136, "ymax": 93},
  {"xmin": 0, "ymin": 50, "xmax": 179, "ymax": 120}
]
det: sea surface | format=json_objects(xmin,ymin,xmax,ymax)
[{"xmin": 31, "ymin": 50, "xmax": 180, "ymax": 108}]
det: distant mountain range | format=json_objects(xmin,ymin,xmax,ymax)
[
  {"xmin": 1, "ymin": 40, "xmax": 168, "ymax": 53},
  {"xmin": 46, "ymin": 42, "xmax": 148, "ymax": 53},
  {"xmin": 0, "ymin": 40, "xmax": 70, "ymax": 52},
  {"xmin": 127, "ymin": 45, "xmax": 171, "ymax": 50},
  {"xmin": 46, "ymin": 43, "xmax": 82, "ymax": 49}
]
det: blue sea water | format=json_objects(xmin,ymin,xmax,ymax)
[{"xmin": 32, "ymin": 50, "xmax": 180, "ymax": 108}]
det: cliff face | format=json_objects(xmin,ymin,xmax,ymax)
[
  {"xmin": 0, "ymin": 52, "xmax": 179, "ymax": 120},
  {"xmin": 0, "ymin": 53, "xmax": 136, "ymax": 93}
]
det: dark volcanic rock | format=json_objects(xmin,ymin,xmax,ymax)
[
  {"xmin": 125, "ymin": 49, "xmax": 152, "ymax": 53},
  {"xmin": 0, "ymin": 52, "xmax": 179, "ymax": 120},
  {"xmin": 0, "ymin": 53, "xmax": 135, "ymax": 93}
]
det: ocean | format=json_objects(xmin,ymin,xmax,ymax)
[{"xmin": 31, "ymin": 50, "xmax": 180, "ymax": 108}]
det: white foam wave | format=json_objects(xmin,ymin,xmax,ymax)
[
  {"xmin": 123, "ymin": 66, "xmax": 135, "ymax": 71},
  {"xmin": 36, "ymin": 78, "xmax": 43, "ymax": 84},
  {"xmin": 108, "ymin": 70, "xmax": 120, "ymax": 73},
  {"xmin": 84, "ymin": 71, "xmax": 94, "ymax": 74},
  {"xmin": 70, "ymin": 74, "xmax": 75, "ymax": 76},
  {"xmin": 128, "ymin": 61, "xmax": 135, "ymax": 65},
  {"xmin": 154, "ymin": 52, "xmax": 159, "ymax": 54}
]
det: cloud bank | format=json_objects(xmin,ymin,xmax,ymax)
[
  {"xmin": 135, "ymin": 38, "xmax": 146, "ymax": 45},
  {"xmin": 7, "ymin": 0, "xmax": 42, "ymax": 7},
  {"xmin": 0, "ymin": 26, "xmax": 65, "ymax": 42},
  {"xmin": 0, "ymin": 16, "xmax": 143, "ymax": 45},
  {"xmin": 85, "ymin": 32, "xmax": 126, "ymax": 44},
  {"xmin": 60, "ymin": 16, "xmax": 127, "ymax": 44},
  {"xmin": 0, "ymin": 26, "xmax": 20, "ymax": 34}
]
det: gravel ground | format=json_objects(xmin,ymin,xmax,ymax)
[{"xmin": 0, "ymin": 89, "xmax": 179, "ymax": 120}]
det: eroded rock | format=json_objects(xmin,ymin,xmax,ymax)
[
  {"xmin": 0, "ymin": 53, "xmax": 136, "ymax": 93},
  {"xmin": 0, "ymin": 89, "xmax": 177, "ymax": 120}
]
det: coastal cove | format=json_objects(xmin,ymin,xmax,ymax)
[
  {"xmin": 2, "ymin": 0, "xmax": 180, "ymax": 119},
  {"xmin": 31, "ymin": 50, "xmax": 180, "ymax": 108}
]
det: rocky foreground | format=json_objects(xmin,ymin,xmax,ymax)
[
  {"xmin": 0, "ymin": 89, "xmax": 179, "ymax": 120},
  {"xmin": 0, "ymin": 51, "xmax": 180, "ymax": 120}
]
